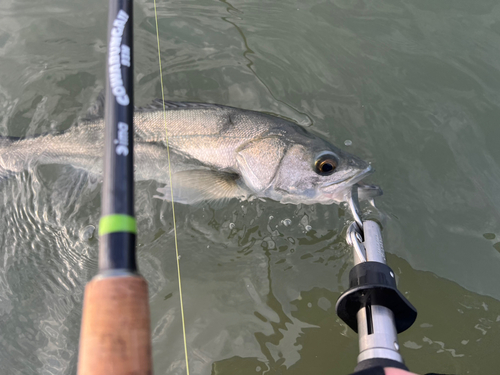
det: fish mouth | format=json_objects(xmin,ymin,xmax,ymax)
[{"xmin": 321, "ymin": 164, "xmax": 373, "ymax": 188}]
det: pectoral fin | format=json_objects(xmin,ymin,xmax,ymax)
[{"xmin": 154, "ymin": 169, "xmax": 249, "ymax": 204}]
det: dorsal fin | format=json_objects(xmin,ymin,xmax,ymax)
[
  {"xmin": 81, "ymin": 96, "xmax": 228, "ymax": 121},
  {"xmin": 0, "ymin": 135, "xmax": 22, "ymax": 142},
  {"xmin": 136, "ymin": 100, "xmax": 225, "ymax": 112}
]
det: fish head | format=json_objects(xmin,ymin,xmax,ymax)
[{"xmin": 266, "ymin": 139, "xmax": 373, "ymax": 205}]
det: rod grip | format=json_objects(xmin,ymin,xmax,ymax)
[{"xmin": 77, "ymin": 276, "xmax": 152, "ymax": 375}]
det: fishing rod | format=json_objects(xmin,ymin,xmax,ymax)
[
  {"xmin": 77, "ymin": 0, "xmax": 153, "ymax": 374},
  {"xmin": 337, "ymin": 186, "xmax": 417, "ymax": 374}
]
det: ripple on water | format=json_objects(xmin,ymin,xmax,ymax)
[{"xmin": 0, "ymin": 167, "xmax": 99, "ymax": 373}]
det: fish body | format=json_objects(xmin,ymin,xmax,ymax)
[{"xmin": 0, "ymin": 101, "xmax": 376, "ymax": 205}]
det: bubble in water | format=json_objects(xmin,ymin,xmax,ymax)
[
  {"xmin": 256, "ymin": 366, "xmax": 261, "ymax": 372},
  {"xmin": 229, "ymin": 223, "xmax": 235, "ymax": 229},
  {"xmin": 307, "ymin": 302, "xmax": 312, "ymax": 308},
  {"xmin": 344, "ymin": 139, "xmax": 352, "ymax": 146},
  {"xmin": 269, "ymin": 215, "xmax": 273, "ymax": 220},
  {"xmin": 80, "ymin": 225, "xmax": 95, "ymax": 241},
  {"xmin": 282, "ymin": 218, "xmax": 292, "ymax": 227},
  {"xmin": 305, "ymin": 225, "xmax": 312, "ymax": 231}
]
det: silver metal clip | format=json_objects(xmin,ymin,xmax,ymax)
[
  {"xmin": 346, "ymin": 222, "xmax": 367, "ymax": 264},
  {"xmin": 345, "ymin": 185, "xmax": 367, "ymax": 264},
  {"xmin": 347, "ymin": 185, "xmax": 363, "ymax": 234}
]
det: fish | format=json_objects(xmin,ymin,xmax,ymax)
[{"xmin": 0, "ymin": 100, "xmax": 379, "ymax": 205}]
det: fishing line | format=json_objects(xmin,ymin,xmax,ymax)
[{"xmin": 153, "ymin": 2, "xmax": 190, "ymax": 374}]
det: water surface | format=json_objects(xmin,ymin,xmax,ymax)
[{"xmin": 0, "ymin": 0, "xmax": 499, "ymax": 374}]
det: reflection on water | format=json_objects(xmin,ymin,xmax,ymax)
[
  {"xmin": 1, "ymin": 0, "xmax": 500, "ymax": 374},
  {"xmin": 213, "ymin": 256, "xmax": 500, "ymax": 375},
  {"xmin": 0, "ymin": 168, "xmax": 99, "ymax": 373}
]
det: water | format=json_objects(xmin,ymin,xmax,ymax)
[{"xmin": 1, "ymin": 0, "xmax": 500, "ymax": 374}]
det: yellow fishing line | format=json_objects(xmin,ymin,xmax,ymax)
[{"xmin": 153, "ymin": 2, "xmax": 190, "ymax": 374}]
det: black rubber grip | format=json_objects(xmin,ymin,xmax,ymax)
[
  {"xmin": 336, "ymin": 262, "xmax": 417, "ymax": 333},
  {"xmin": 349, "ymin": 365, "xmax": 386, "ymax": 375},
  {"xmin": 353, "ymin": 358, "xmax": 408, "ymax": 373}
]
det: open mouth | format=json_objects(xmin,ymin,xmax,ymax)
[{"xmin": 321, "ymin": 164, "xmax": 373, "ymax": 188}]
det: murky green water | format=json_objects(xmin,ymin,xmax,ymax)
[{"xmin": 1, "ymin": 0, "xmax": 500, "ymax": 374}]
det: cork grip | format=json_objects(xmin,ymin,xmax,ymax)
[{"xmin": 77, "ymin": 276, "xmax": 152, "ymax": 375}]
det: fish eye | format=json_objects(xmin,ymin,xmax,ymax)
[{"xmin": 315, "ymin": 154, "xmax": 338, "ymax": 175}]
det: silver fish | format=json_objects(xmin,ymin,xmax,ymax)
[{"xmin": 0, "ymin": 101, "xmax": 378, "ymax": 205}]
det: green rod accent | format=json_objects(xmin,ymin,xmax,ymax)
[{"xmin": 99, "ymin": 214, "xmax": 137, "ymax": 236}]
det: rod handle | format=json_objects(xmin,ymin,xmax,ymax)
[{"xmin": 77, "ymin": 275, "xmax": 152, "ymax": 375}]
